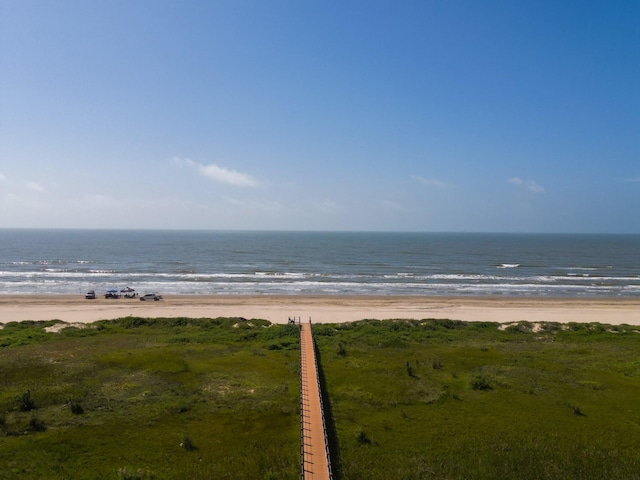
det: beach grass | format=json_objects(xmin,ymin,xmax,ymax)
[{"xmin": 2, "ymin": 317, "xmax": 640, "ymax": 479}]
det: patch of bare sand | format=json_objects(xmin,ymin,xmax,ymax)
[{"xmin": 44, "ymin": 322, "xmax": 88, "ymax": 333}]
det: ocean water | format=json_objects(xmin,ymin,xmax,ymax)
[{"xmin": 0, "ymin": 229, "xmax": 639, "ymax": 297}]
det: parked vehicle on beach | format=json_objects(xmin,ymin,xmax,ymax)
[
  {"xmin": 140, "ymin": 293, "xmax": 162, "ymax": 301},
  {"xmin": 121, "ymin": 287, "xmax": 137, "ymax": 298},
  {"xmin": 85, "ymin": 290, "xmax": 96, "ymax": 300}
]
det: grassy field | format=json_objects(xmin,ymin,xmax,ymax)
[
  {"xmin": 1, "ymin": 317, "xmax": 640, "ymax": 479},
  {"xmin": 0, "ymin": 317, "xmax": 300, "ymax": 480},
  {"xmin": 315, "ymin": 319, "xmax": 640, "ymax": 480}
]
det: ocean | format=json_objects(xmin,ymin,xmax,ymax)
[{"xmin": 0, "ymin": 229, "xmax": 638, "ymax": 297}]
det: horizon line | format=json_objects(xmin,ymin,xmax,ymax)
[{"xmin": 1, "ymin": 227, "xmax": 638, "ymax": 236}]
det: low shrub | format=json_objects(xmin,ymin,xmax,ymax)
[
  {"xmin": 18, "ymin": 390, "xmax": 36, "ymax": 411},
  {"xmin": 180, "ymin": 435, "xmax": 196, "ymax": 451},
  {"xmin": 569, "ymin": 403, "xmax": 586, "ymax": 416},
  {"xmin": 470, "ymin": 374, "xmax": 493, "ymax": 391},
  {"xmin": 406, "ymin": 361, "xmax": 414, "ymax": 377},
  {"xmin": 29, "ymin": 412, "xmax": 46, "ymax": 432},
  {"xmin": 356, "ymin": 429, "xmax": 371, "ymax": 445},
  {"xmin": 70, "ymin": 399, "xmax": 84, "ymax": 415}
]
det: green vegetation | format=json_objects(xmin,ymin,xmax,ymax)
[
  {"xmin": 2, "ymin": 316, "xmax": 640, "ymax": 479},
  {"xmin": 0, "ymin": 317, "xmax": 300, "ymax": 479},
  {"xmin": 314, "ymin": 319, "xmax": 640, "ymax": 479}
]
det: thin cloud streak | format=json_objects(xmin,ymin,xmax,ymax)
[
  {"xmin": 509, "ymin": 177, "xmax": 545, "ymax": 193},
  {"xmin": 411, "ymin": 175, "xmax": 451, "ymax": 188},
  {"xmin": 174, "ymin": 157, "xmax": 258, "ymax": 187}
]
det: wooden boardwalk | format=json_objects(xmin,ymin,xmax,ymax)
[{"xmin": 299, "ymin": 321, "xmax": 333, "ymax": 480}]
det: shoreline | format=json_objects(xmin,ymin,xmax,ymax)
[{"xmin": 1, "ymin": 294, "xmax": 640, "ymax": 326}]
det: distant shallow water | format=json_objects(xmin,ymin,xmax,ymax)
[{"xmin": 0, "ymin": 230, "xmax": 638, "ymax": 297}]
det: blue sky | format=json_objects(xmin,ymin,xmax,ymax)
[{"xmin": 1, "ymin": 1, "xmax": 638, "ymax": 232}]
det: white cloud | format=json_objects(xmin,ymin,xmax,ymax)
[
  {"xmin": 199, "ymin": 164, "xmax": 257, "ymax": 187},
  {"xmin": 174, "ymin": 157, "xmax": 257, "ymax": 187},
  {"xmin": 412, "ymin": 175, "xmax": 451, "ymax": 188},
  {"xmin": 509, "ymin": 177, "xmax": 524, "ymax": 186},
  {"xmin": 509, "ymin": 177, "xmax": 545, "ymax": 193},
  {"xmin": 25, "ymin": 181, "xmax": 45, "ymax": 192},
  {"xmin": 0, "ymin": 173, "xmax": 6, "ymax": 182}
]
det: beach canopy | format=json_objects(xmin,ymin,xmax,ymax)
[
  {"xmin": 121, "ymin": 287, "xmax": 135, "ymax": 293},
  {"xmin": 107, "ymin": 289, "xmax": 118, "ymax": 293}
]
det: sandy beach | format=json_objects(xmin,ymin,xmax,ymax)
[{"xmin": 1, "ymin": 294, "xmax": 639, "ymax": 326}]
